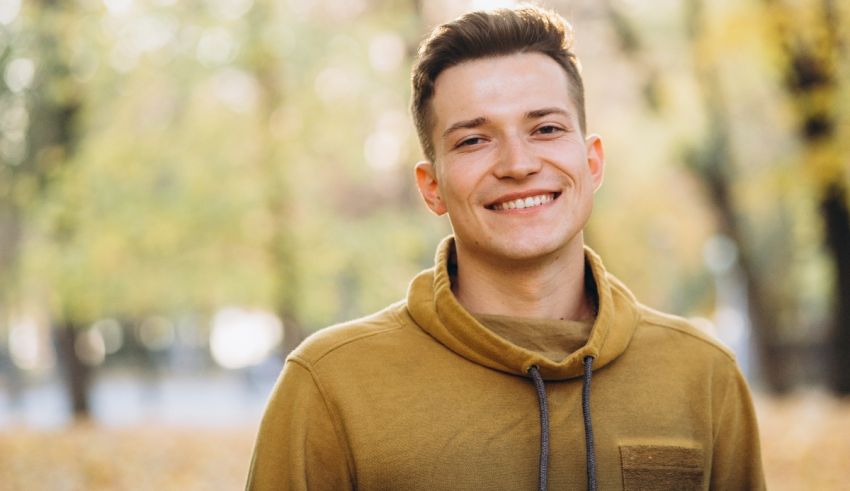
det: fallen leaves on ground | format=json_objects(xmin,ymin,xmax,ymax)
[
  {"xmin": 0, "ymin": 423, "xmax": 255, "ymax": 490},
  {"xmin": 757, "ymin": 392, "xmax": 850, "ymax": 490}
]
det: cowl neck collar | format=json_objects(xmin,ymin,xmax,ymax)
[{"xmin": 407, "ymin": 236, "xmax": 640, "ymax": 380}]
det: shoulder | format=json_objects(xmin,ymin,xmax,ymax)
[
  {"xmin": 288, "ymin": 300, "xmax": 422, "ymax": 368},
  {"xmin": 601, "ymin": 267, "xmax": 737, "ymax": 365},
  {"xmin": 634, "ymin": 303, "xmax": 737, "ymax": 364}
]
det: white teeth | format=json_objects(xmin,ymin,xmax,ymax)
[{"xmin": 491, "ymin": 193, "xmax": 554, "ymax": 211}]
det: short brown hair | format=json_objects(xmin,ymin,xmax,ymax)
[{"xmin": 411, "ymin": 5, "xmax": 585, "ymax": 162}]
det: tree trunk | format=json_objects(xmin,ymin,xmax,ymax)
[
  {"xmin": 822, "ymin": 184, "xmax": 850, "ymax": 393},
  {"xmin": 694, "ymin": 144, "xmax": 791, "ymax": 393},
  {"xmin": 54, "ymin": 321, "xmax": 91, "ymax": 419},
  {"xmin": 0, "ymin": 204, "xmax": 22, "ymax": 291},
  {"xmin": 281, "ymin": 313, "xmax": 305, "ymax": 355}
]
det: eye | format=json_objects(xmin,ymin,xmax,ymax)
[
  {"xmin": 456, "ymin": 136, "xmax": 485, "ymax": 148},
  {"xmin": 535, "ymin": 124, "xmax": 564, "ymax": 135}
]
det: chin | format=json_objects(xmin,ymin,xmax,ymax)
[
  {"xmin": 453, "ymin": 219, "xmax": 586, "ymax": 265},
  {"xmin": 485, "ymin": 235, "xmax": 570, "ymax": 263}
]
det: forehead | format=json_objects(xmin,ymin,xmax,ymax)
[{"xmin": 430, "ymin": 52, "xmax": 575, "ymax": 131}]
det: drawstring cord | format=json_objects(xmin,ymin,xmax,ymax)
[
  {"xmin": 528, "ymin": 365, "xmax": 549, "ymax": 491},
  {"xmin": 582, "ymin": 356, "xmax": 597, "ymax": 491},
  {"xmin": 528, "ymin": 356, "xmax": 596, "ymax": 491}
]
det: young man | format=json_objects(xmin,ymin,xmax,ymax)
[{"xmin": 247, "ymin": 6, "xmax": 764, "ymax": 490}]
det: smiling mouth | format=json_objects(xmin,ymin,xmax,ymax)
[{"xmin": 486, "ymin": 192, "xmax": 560, "ymax": 211}]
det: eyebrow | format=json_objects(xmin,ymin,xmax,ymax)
[
  {"xmin": 442, "ymin": 117, "xmax": 488, "ymax": 138},
  {"xmin": 441, "ymin": 108, "xmax": 572, "ymax": 139},
  {"xmin": 526, "ymin": 107, "xmax": 571, "ymax": 120}
]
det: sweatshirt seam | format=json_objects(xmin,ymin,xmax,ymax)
[
  {"xmin": 288, "ymin": 356, "xmax": 358, "ymax": 486},
  {"xmin": 302, "ymin": 308, "xmax": 408, "ymax": 366},
  {"xmin": 639, "ymin": 313, "xmax": 737, "ymax": 363}
]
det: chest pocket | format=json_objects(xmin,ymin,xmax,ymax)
[{"xmin": 620, "ymin": 444, "xmax": 704, "ymax": 491}]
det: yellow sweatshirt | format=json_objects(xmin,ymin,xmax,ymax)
[{"xmin": 247, "ymin": 238, "xmax": 765, "ymax": 490}]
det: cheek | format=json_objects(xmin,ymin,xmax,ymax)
[
  {"xmin": 440, "ymin": 168, "xmax": 476, "ymax": 201},
  {"xmin": 544, "ymin": 143, "xmax": 584, "ymax": 167}
]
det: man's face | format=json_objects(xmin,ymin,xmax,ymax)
[{"xmin": 415, "ymin": 52, "xmax": 605, "ymax": 265}]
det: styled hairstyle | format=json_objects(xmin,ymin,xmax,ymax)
[{"xmin": 410, "ymin": 5, "xmax": 585, "ymax": 162}]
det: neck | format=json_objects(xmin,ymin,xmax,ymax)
[{"xmin": 451, "ymin": 239, "xmax": 594, "ymax": 321}]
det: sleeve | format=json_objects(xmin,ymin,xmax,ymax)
[
  {"xmin": 246, "ymin": 358, "xmax": 354, "ymax": 491},
  {"xmin": 709, "ymin": 363, "xmax": 766, "ymax": 490}
]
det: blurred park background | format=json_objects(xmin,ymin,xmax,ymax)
[{"xmin": 0, "ymin": 0, "xmax": 848, "ymax": 488}]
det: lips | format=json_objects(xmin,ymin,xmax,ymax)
[{"xmin": 486, "ymin": 192, "xmax": 560, "ymax": 211}]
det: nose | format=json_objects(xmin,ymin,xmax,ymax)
[{"xmin": 493, "ymin": 134, "xmax": 541, "ymax": 180}]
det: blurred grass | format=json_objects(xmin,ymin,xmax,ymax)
[{"xmin": 0, "ymin": 393, "xmax": 848, "ymax": 490}]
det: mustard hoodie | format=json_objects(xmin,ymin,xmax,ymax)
[{"xmin": 247, "ymin": 238, "xmax": 765, "ymax": 490}]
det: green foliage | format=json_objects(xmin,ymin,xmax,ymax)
[{"xmin": 6, "ymin": 0, "xmax": 447, "ymax": 331}]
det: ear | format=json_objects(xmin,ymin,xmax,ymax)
[
  {"xmin": 585, "ymin": 134, "xmax": 605, "ymax": 192},
  {"xmin": 415, "ymin": 161, "xmax": 447, "ymax": 215}
]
